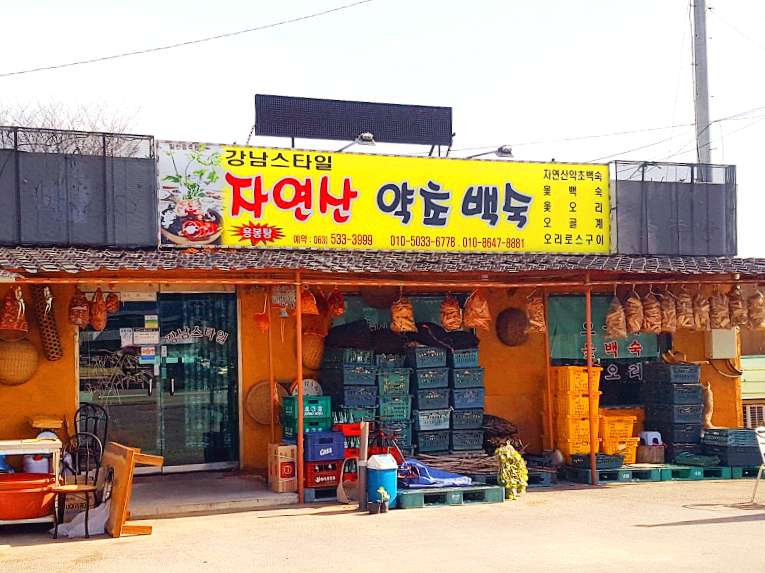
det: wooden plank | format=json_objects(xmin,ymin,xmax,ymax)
[
  {"xmin": 120, "ymin": 524, "xmax": 153, "ymax": 536},
  {"xmin": 98, "ymin": 442, "xmax": 139, "ymax": 538},
  {"xmin": 134, "ymin": 453, "xmax": 164, "ymax": 467}
]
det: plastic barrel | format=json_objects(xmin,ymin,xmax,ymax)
[{"xmin": 367, "ymin": 454, "xmax": 398, "ymax": 509}]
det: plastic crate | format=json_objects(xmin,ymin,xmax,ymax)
[
  {"xmin": 304, "ymin": 431, "xmax": 345, "ymax": 462},
  {"xmin": 552, "ymin": 366, "xmax": 603, "ymax": 394},
  {"xmin": 556, "ymin": 438, "xmax": 600, "ymax": 463},
  {"xmin": 374, "ymin": 353, "xmax": 406, "ymax": 368},
  {"xmin": 406, "ymin": 347, "xmax": 447, "ymax": 368},
  {"xmin": 601, "ymin": 437, "xmax": 640, "ymax": 464},
  {"xmin": 553, "ymin": 392, "xmax": 601, "ymax": 417},
  {"xmin": 598, "ymin": 415, "xmax": 636, "ymax": 441},
  {"xmin": 413, "ymin": 409, "xmax": 452, "ymax": 431},
  {"xmin": 414, "ymin": 388, "xmax": 450, "ymax": 410},
  {"xmin": 645, "ymin": 422, "xmax": 702, "ymax": 443},
  {"xmin": 322, "ymin": 364, "xmax": 377, "ymax": 385},
  {"xmin": 379, "ymin": 420, "xmax": 412, "ymax": 448},
  {"xmin": 339, "ymin": 407, "xmax": 377, "ymax": 424},
  {"xmin": 304, "ymin": 460, "xmax": 342, "ymax": 488},
  {"xmin": 556, "ymin": 416, "xmax": 595, "ymax": 442},
  {"xmin": 411, "ymin": 367, "xmax": 449, "ymax": 389},
  {"xmin": 282, "ymin": 396, "xmax": 332, "ymax": 419},
  {"xmin": 377, "ymin": 394, "xmax": 412, "ymax": 420},
  {"xmin": 322, "ymin": 348, "xmax": 374, "ymax": 366},
  {"xmin": 451, "ymin": 387, "xmax": 486, "ymax": 410},
  {"xmin": 643, "ymin": 363, "xmax": 702, "ymax": 384},
  {"xmin": 702, "ymin": 445, "xmax": 762, "ymax": 466},
  {"xmin": 333, "ymin": 422, "xmax": 361, "ymax": 437},
  {"xmin": 702, "ymin": 428, "xmax": 758, "ymax": 447},
  {"xmin": 377, "ymin": 368, "xmax": 411, "ymax": 395},
  {"xmin": 282, "ymin": 416, "xmax": 332, "ymax": 441},
  {"xmin": 664, "ymin": 442, "xmax": 703, "ymax": 462},
  {"xmin": 448, "ymin": 348, "xmax": 479, "ymax": 368},
  {"xmin": 451, "ymin": 429, "xmax": 484, "ymax": 451},
  {"xmin": 450, "ymin": 367, "xmax": 485, "ymax": 388},
  {"xmin": 570, "ymin": 453, "xmax": 624, "ymax": 469},
  {"xmin": 340, "ymin": 385, "xmax": 378, "ymax": 408},
  {"xmin": 451, "ymin": 408, "xmax": 484, "ymax": 429},
  {"xmin": 644, "ymin": 403, "xmax": 703, "ymax": 424},
  {"xmin": 415, "ymin": 430, "xmax": 450, "ymax": 453},
  {"xmin": 641, "ymin": 382, "xmax": 703, "ymax": 405}
]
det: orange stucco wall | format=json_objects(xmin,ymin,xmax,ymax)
[{"xmin": 0, "ymin": 285, "xmax": 78, "ymax": 448}]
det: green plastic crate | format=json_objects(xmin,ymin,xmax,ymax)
[
  {"xmin": 377, "ymin": 368, "xmax": 411, "ymax": 395},
  {"xmin": 282, "ymin": 396, "xmax": 331, "ymax": 419}
]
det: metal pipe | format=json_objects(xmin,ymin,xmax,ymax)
[
  {"xmin": 295, "ymin": 271, "xmax": 304, "ymax": 504},
  {"xmin": 584, "ymin": 273, "xmax": 598, "ymax": 486},
  {"xmin": 267, "ymin": 286, "xmax": 276, "ymax": 444},
  {"xmin": 543, "ymin": 289, "xmax": 554, "ymax": 450}
]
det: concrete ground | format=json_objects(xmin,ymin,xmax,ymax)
[{"xmin": 1, "ymin": 478, "xmax": 764, "ymax": 573}]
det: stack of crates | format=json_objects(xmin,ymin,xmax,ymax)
[
  {"xmin": 599, "ymin": 411, "xmax": 638, "ymax": 464},
  {"xmin": 376, "ymin": 362, "xmax": 413, "ymax": 456},
  {"xmin": 282, "ymin": 395, "xmax": 332, "ymax": 443},
  {"xmin": 408, "ymin": 347, "xmax": 451, "ymax": 455},
  {"xmin": 303, "ymin": 430, "xmax": 345, "ymax": 489},
  {"xmin": 321, "ymin": 348, "xmax": 378, "ymax": 423},
  {"xmin": 333, "ymin": 422, "xmax": 362, "ymax": 482},
  {"xmin": 550, "ymin": 366, "xmax": 602, "ymax": 464},
  {"xmin": 641, "ymin": 363, "xmax": 703, "ymax": 463},
  {"xmin": 448, "ymin": 348, "xmax": 485, "ymax": 453},
  {"xmin": 702, "ymin": 428, "xmax": 762, "ymax": 466}
]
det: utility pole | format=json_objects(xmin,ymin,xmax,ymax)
[{"xmin": 693, "ymin": 0, "xmax": 712, "ymax": 165}]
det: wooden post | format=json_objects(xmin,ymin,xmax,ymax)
[
  {"xmin": 295, "ymin": 272, "xmax": 304, "ymax": 503},
  {"xmin": 585, "ymin": 273, "xmax": 598, "ymax": 485},
  {"xmin": 267, "ymin": 286, "xmax": 276, "ymax": 444},
  {"xmin": 543, "ymin": 290, "xmax": 554, "ymax": 450}
]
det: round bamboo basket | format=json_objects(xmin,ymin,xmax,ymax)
[
  {"xmin": 246, "ymin": 381, "xmax": 288, "ymax": 425},
  {"xmin": 301, "ymin": 332, "xmax": 325, "ymax": 371},
  {"xmin": 0, "ymin": 340, "xmax": 39, "ymax": 386}
]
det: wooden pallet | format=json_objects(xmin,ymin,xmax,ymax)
[{"xmin": 396, "ymin": 485, "xmax": 504, "ymax": 509}]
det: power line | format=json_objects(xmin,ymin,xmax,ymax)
[
  {"xmin": 730, "ymin": 0, "xmax": 765, "ymax": 22},
  {"xmin": 0, "ymin": 0, "xmax": 375, "ymax": 78},
  {"xmin": 709, "ymin": 7, "xmax": 765, "ymax": 53}
]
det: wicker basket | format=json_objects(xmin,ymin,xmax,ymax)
[
  {"xmin": 0, "ymin": 340, "xmax": 39, "ymax": 386},
  {"xmin": 302, "ymin": 333, "xmax": 325, "ymax": 371},
  {"xmin": 31, "ymin": 285, "xmax": 62, "ymax": 361},
  {"xmin": 246, "ymin": 381, "xmax": 288, "ymax": 425}
]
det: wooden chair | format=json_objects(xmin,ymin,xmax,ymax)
[
  {"xmin": 75, "ymin": 403, "xmax": 109, "ymax": 449},
  {"xmin": 52, "ymin": 432, "xmax": 103, "ymax": 539},
  {"xmin": 750, "ymin": 427, "xmax": 765, "ymax": 503}
]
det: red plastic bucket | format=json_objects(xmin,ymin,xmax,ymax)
[{"xmin": 0, "ymin": 473, "xmax": 56, "ymax": 520}]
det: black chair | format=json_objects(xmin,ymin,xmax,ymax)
[
  {"xmin": 75, "ymin": 403, "xmax": 108, "ymax": 448},
  {"xmin": 52, "ymin": 432, "xmax": 103, "ymax": 539}
]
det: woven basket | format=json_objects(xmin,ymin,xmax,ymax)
[
  {"xmin": 246, "ymin": 381, "xmax": 288, "ymax": 425},
  {"xmin": 0, "ymin": 340, "xmax": 39, "ymax": 386},
  {"xmin": 301, "ymin": 333, "xmax": 325, "ymax": 371}
]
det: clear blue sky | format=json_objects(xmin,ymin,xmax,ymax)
[{"xmin": 3, "ymin": 0, "xmax": 764, "ymax": 255}]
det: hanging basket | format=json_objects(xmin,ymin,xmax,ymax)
[
  {"xmin": 0, "ymin": 287, "xmax": 29, "ymax": 342},
  {"xmin": 0, "ymin": 340, "xmax": 39, "ymax": 386},
  {"xmin": 302, "ymin": 332, "xmax": 326, "ymax": 371},
  {"xmin": 245, "ymin": 381, "xmax": 288, "ymax": 425}
]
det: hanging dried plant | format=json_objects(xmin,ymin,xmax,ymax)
[{"xmin": 659, "ymin": 288, "xmax": 677, "ymax": 333}]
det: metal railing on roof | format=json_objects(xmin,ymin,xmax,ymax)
[{"xmin": 0, "ymin": 126, "xmax": 154, "ymax": 159}]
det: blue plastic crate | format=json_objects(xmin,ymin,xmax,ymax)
[
  {"xmin": 413, "ymin": 409, "xmax": 452, "ymax": 431},
  {"xmin": 322, "ymin": 348, "xmax": 374, "ymax": 366},
  {"xmin": 702, "ymin": 428, "xmax": 758, "ymax": 447},
  {"xmin": 645, "ymin": 422, "xmax": 702, "ymax": 443},
  {"xmin": 339, "ymin": 406, "xmax": 377, "ymax": 424},
  {"xmin": 411, "ymin": 367, "xmax": 449, "ymax": 389},
  {"xmin": 374, "ymin": 354, "xmax": 406, "ymax": 368},
  {"xmin": 341, "ymin": 385, "xmax": 378, "ymax": 408},
  {"xmin": 448, "ymin": 348, "xmax": 479, "ymax": 368},
  {"xmin": 641, "ymin": 382, "xmax": 703, "ymax": 405},
  {"xmin": 322, "ymin": 364, "xmax": 377, "ymax": 385},
  {"xmin": 450, "ymin": 367, "xmax": 485, "ymax": 388},
  {"xmin": 643, "ymin": 363, "xmax": 702, "ymax": 384},
  {"xmin": 406, "ymin": 347, "xmax": 447, "ymax": 369},
  {"xmin": 451, "ymin": 408, "xmax": 484, "ymax": 429},
  {"xmin": 450, "ymin": 429, "xmax": 484, "ymax": 451},
  {"xmin": 379, "ymin": 421, "xmax": 412, "ymax": 448},
  {"xmin": 304, "ymin": 431, "xmax": 345, "ymax": 462},
  {"xmin": 414, "ymin": 388, "xmax": 450, "ymax": 410},
  {"xmin": 644, "ymin": 403, "xmax": 703, "ymax": 424},
  {"xmin": 377, "ymin": 368, "xmax": 411, "ymax": 395},
  {"xmin": 451, "ymin": 387, "xmax": 486, "ymax": 410},
  {"xmin": 415, "ymin": 430, "xmax": 450, "ymax": 453}
]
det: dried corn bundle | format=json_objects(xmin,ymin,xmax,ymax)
[
  {"xmin": 463, "ymin": 288, "xmax": 492, "ymax": 330},
  {"xmin": 440, "ymin": 294, "xmax": 463, "ymax": 332},
  {"xmin": 605, "ymin": 296, "xmax": 627, "ymax": 339},
  {"xmin": 710, "ymin": 289, "xmax": 731, "ymax": 329},
  {"xmin": 525, "ymin": 291, "xmax": 546, "ymax": 333},
  {"xmin": 659, "ymin": 290, "xmax": 677, "ymax": 333},
  {"xmin": 748, "ymin": 289, "xmax": 765, "ymax": 330},
  {"xmin": 692, "ymin": 291, "xmax": 711, "ymax": 331},
  {"xmin": 642, "ymin": 291, "xmax": 661, "ymax": 334},
  {"xmin": 391, "ymin": 297, "xmax": 417, "ymax": 333},
  {"xmin": 729, "ymin": 285, "xmax": 748, "ymax": 327},
  {"xmin": 624, "ymin": 291, "xmax": 643, "ymax": 335},
  {"xmin": 676, "ymin": 289, "xmax": 694, "ymax": 329}
]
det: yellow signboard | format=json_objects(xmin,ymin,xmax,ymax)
[{"xmin": 157, "ymin": 141, "xmax": 609, "ymax": 253}]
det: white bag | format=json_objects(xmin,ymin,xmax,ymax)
[{"xmin": 54, "ymin": 500, "xmax": 110, "ymax": 538}]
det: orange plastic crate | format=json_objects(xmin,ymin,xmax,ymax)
[
  {"xmin": 598, "ymin": 415, "xmax": 637, "ymax": 441},
  {"xmin": 601, "ymin": 437, "xmax": 640, "ymax": 464},
  {"xmin": 552, "ymin": 366, "xmax": 603, "ymax": 394},
  {"xmin": 554, "ymin": 392, "xmax": 601, "ymax": 417}
]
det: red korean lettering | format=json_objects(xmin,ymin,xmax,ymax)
[
  {"xmin": 272, "ymin": 177, "xmax": 312, "ymax": 222},
  {"xmin": 319, "ymin": 176, "xmax": 359, "ymax": 223},
  {"xmin": 227, "ymin": 173, "xmax": 268, "ymax": 218}
]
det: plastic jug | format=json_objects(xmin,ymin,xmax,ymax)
[{"xmin": 367, "ymin": 453, "xmax": 398, "ymax": 509}]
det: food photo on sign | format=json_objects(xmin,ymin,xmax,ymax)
[{"xmin": 157, "ymin": 140, "xmax": 609, "ymax": 253}]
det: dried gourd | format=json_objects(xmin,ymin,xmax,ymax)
[
  {"xmin": 300, "ymin": 287, "xmax": 319, "ymax": 315},
  {"xmin": 463, "ymin": 288, "xmax": 492, "ymax": 331},
  {"xmin": 68, "ymin": 288, "xmax": 90, "ymax": 328},
  {"xmin": 105, "ymin": 292, "xmax": 121, "ymax": 313},
  {"xmin": 525, "ymin": 291, "xmax": 546, "ymax": 333},
  {"xmin": 710, "ymin": 289, "xmax": 731, "ymax": 330},
  {"xmin": 692, "ymin": 291, "xmax": 711, "ymax": 331},
  {"xmin": 390, "ymin": 297, "xmax": 417, "ymax": 333},
  {"xmin": 624, "ymin": 291, "xmax": 644, "ymax": 335},
  {"xmin": 90, "ymin": 288, "xmax": 108, "ymax": 331},
  {"xmin": 659, "ymin": 290, "xmax": 677, "ymax": 333},
  {"xmin": 440, "ymin": 294, "xmax": 463, "ymax": 332},
  {"xmin": 327, "ymin": 288, "xmax": 346, "ymax": 318},
  {"xmin": 729, "ymin": 285, "xmax": 748, "ymax": 327},
  {"xmin": 748, "ymin": 289, "xmax": 765, "ymax": 330},
  {"xmin": 676, "ymin": 289, "xmax": 694, "ymax": 329},
  {"xmin": 642, "ymin": 291, "xmax": 661, "ymax": 334},
  {"xmin": 605, "ymin": 296, "xmax": 627, "ymax": 339}
]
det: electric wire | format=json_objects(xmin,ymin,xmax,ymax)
[
  {"xmin": 730, "ymin": 0, "xmax": 765, "ymax": 21},
  {"xmin": 0, "ymin": 0, "xmax": 376, "ymax": 78},
  {"xmin": 709, "ymin": 7, "xmax": 765, "ymax": 53}
]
